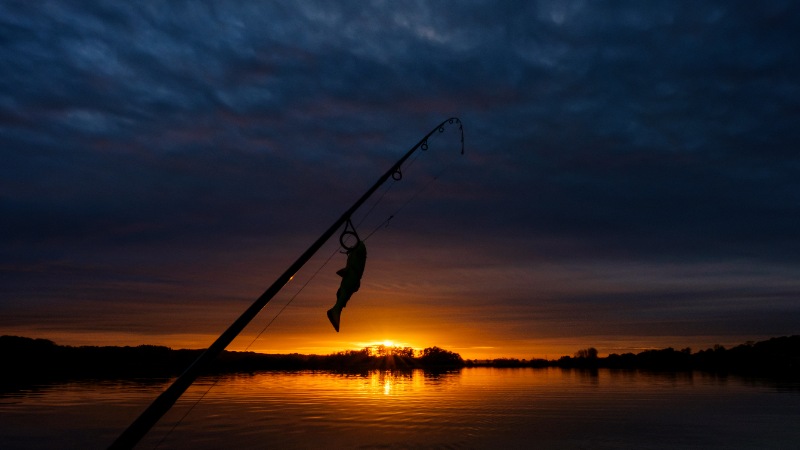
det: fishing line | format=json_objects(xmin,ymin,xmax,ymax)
[
  {"xmin": 355, "ymin": 170, "xmax": 397, "ymax": 229},
  {"xmin": 152, "ymin": 244, "xmax": 341, "ymax": 449},
  {"xmin": 362, "ymin": 145, "xmax": 459, "ymax": 242},
  {"xmin": 353, "ymin": 145, "xmax": 424, "ymax": 231},
  {"xmin": 246, "ymin": 244, "xmax": 340, "ymax": 346},
  {"xmin": 152, "ymin": 377, "xmax": 218, "ymax": 449},
  {"xmin": 356, "ymin": 131, "xmax": 459, "ymax": 244}
]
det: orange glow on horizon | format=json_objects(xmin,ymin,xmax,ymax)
[
  {"xmin": 0, "ymin": 327, "xmax": 598, "ymax": 360},
  {"xmin": 5, "ymin": 323, "xmax": 768, "ymax": 362},
  {"xmin": 356, "ymin": 339, "xmax": 415, "ymax": 350}
]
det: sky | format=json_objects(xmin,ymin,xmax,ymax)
[{"xmin": 2, "ymin": 1, "xmax": 799, "ymax": 359}]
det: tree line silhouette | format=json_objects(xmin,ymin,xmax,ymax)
[
  {"xmin": 2, "ymin": 335, "xmax": 798, "ymax": 383},
  {"xmin": 0, "ymin": 336, "xmax": 465, "ymax": 382},
  {"xmin": 464, "ymin": 336, "xmax": 799, "ymax": 376}
]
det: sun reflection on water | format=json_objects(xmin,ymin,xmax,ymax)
[
  {"xmin": 366, "ymin": 370, "xmax": 408, "ymax": 396},
  {"xmin": 383, "ymin": 374, "xmax": 392, "ymax": 395}
]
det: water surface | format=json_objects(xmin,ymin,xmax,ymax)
[{"xmin": 1, "ymin": 368, "xmax": 798, "ymax": 449}]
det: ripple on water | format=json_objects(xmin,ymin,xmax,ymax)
[{"xmin": 2, "ymin": 368, "xmax": 799, "ymax": 449}]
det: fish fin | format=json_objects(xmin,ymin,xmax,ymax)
[{"xmin": 327, "ymin": 308, "xmax": 341, "ymax": 332}]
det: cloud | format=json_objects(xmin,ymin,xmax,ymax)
[{"xmin": 2, "ymin": 1, "xmax": 799, "ymax": 353}]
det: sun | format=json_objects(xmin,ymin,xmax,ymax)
[
  {"xmin": 354, "ymin": 339, "xmax": 419, "ymax": 352},
  {"xmin": 357, "ymin": 339, "xmax": 408, "ymax": 349}
]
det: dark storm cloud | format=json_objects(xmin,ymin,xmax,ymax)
[
  {"xmin": 2, "ymin": 1, "xmax": 799, "ymax": 349},
  {"xmin": 442, "ymin": 1, "xmax": 800, "ymax": 264}
]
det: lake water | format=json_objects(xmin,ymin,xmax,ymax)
[{"xmin": 1, "ymin": 368, "xmax": 798, "ymax": 449}]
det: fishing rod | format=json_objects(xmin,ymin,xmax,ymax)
[{"xmin": 109, "ymin": 117, "xmax": 464, "ymax": 449}]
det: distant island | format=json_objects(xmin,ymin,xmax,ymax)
[{"xmin": 2, "ymin": 335, "xmax": 798, "ymax": 382}]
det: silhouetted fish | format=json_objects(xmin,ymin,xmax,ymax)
[{"xmin": 327, "ymin": 240, "xmax": 367, "ymax": 332}]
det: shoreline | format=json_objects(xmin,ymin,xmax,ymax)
[{"xmin": 2, "ymin": 335, "xmax": 798, "ymax": 382}]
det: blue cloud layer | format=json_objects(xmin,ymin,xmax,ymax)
[{"xmin": 2, "ymin": 1, "xmax": 799, "ymax": 347}]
